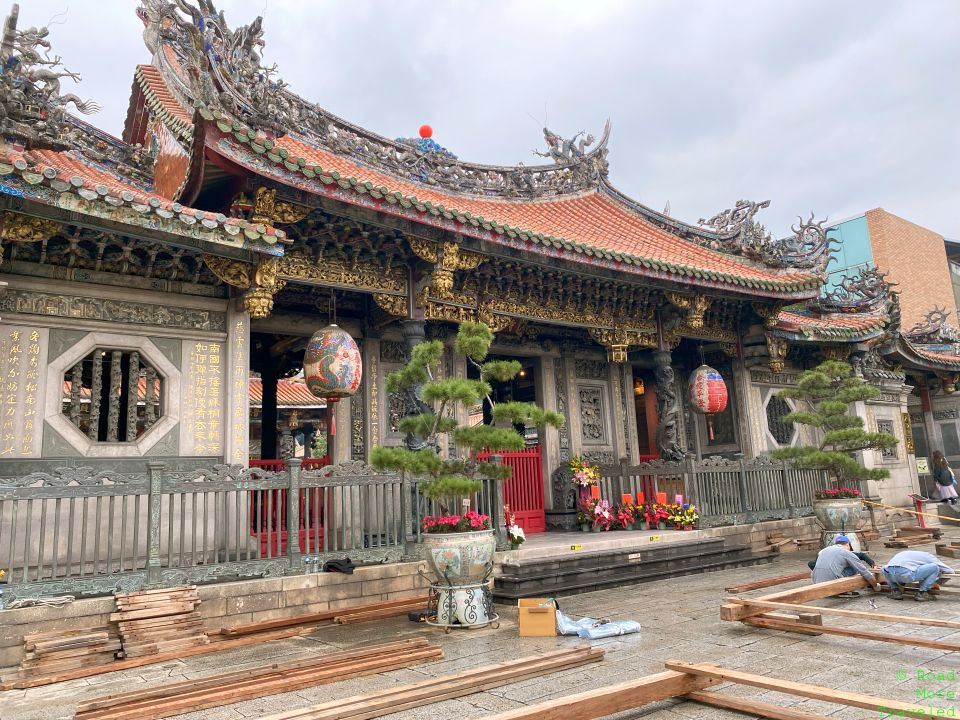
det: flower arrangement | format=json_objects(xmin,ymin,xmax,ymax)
[
  {"xmin": 814, "ymin": 487, "xmax": 862, "ymax": 500},
  {"xmin": 679, "ymin": 503, "xmax": 700, "ymax": 527},
  {"xmin": 507, "ymin": 524, "xmax": 526, "ymax": 548},
  {"xmin": 642, "ymin": 503, "xmax": 670, "ymax": 528},
  {"xmin": 592, "ymin": 500, "xmax": 613, "ymax": 531},
  {"xmin": 570, "ymin": 456, "xmax": 600, "ymax": 488},
  {"xmin": 614, "ymin": 504, "xmax": 636, "ymax": 530},
  {"xmin": 577, "ymin": 497, "xmax": 599, "ymax": 525},
  {"xmin": 421, "ymin": 511, "xmax": 492, "ymax": 534}
]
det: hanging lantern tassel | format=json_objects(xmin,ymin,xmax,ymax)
[
  {"xmin": 327, "ymin": 399, "xmax": 337, "ymax": 437},
  {"xmin": 687, "ymin": 365, "xmax": 728, "ymax": 441}
]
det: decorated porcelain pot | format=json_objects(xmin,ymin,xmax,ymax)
[
  {"xmin": 303, "ymin": 324, "xmax": 362, "ymax": 399},
  {"xmin": 812, "ymin": 497, "xmax": 864, "ymax": 531},
  {"xmin": 421, "ymin": 529, "xmax": 496, "ymax": 584}
]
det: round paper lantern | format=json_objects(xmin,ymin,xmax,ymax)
[
  {"xmin": 304, "ymin": 324, "xmax": 362, "ymax": 437},
  {"xmin": 418, "ymin": 124, "xmax": 433, "ymax": 139},
  {"xmin": 687, "ymin": 365, "xmax": 728, "ymax": 440}
]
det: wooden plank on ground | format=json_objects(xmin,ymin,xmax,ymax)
[
  {"xmin": 469, "ymin": 670, "xmax": 718, "ymax": 720},
  {"xmin": 222, "ymin": 596, "xmax": 428, "ymax": 636},
  {"xmin": 685, "ymin": 689, "xmax": 832, "ymax": 720},
  {"xmin": 257, "ymin": 647, "xmax": 607, "ymax": 720},
  {"xmin": 75, "ymin": 641, "xmax": 444, "ymax": 720},
  {"xmin": 742, "ymin": 616, "xmax": 960, "ymax": 652},
  {"xmin": 724, "ymin": 571, "xmax": 810, "ymax": 594},
  {"xmin": 665, "ymin": 661, "xmax": 940, "ymax": 718},
  {"xmin": 333, "ymin": 605, "xmax": 425, "ymax": 624},
  {"xmin": 720, "ymin": 576, "xmax": 867, "ymax": 621},
  {"xmin": 0, "ymin": 625, "xmax": 320, "ymax": 691},
  {"xmin": 723, "ymin": 596, "xmax": 960, "ymax": 630},
  {"xmin": 935, "ymin": 544, "xmax": 960, "ymax": 559}
]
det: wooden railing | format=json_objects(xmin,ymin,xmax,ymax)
[
  {"xmin": 597, "ymin": 456, "xmax": 858, "ymax": 527},
  {"xmin": 0, "ymin": 460, "xmax": 405, "ymax": 604}
]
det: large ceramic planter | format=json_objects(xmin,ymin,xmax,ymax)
[
  {"xmin": 812, "ymin": 498, "xmax": 864, "ymax": 532},
  {"xmin": 421, "ymin": 529, "xmax": 496, "ymax": 584},
  {"xmin": 421, "ymin": 529, "xmax": 497, "ymax": 629}
]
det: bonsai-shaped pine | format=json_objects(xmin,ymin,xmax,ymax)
[
  {"xmin": 371, "ymin": 322, "xmax": 564, "ymax": 516},
  {"xmin": 770, "ymin": 360, "xmax": 898, "ymax": 489}
]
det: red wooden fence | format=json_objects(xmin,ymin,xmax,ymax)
[
  {"xmin": 477, "ymin": 446, "xmax": 545, "ymax": 534},
  {"xmin": 637, "ymin": 453, "xmax": 660, "ymax": 501},
  {"xmin": 249, "ymin": 457, "xmax": 330, "ymax": 554}
]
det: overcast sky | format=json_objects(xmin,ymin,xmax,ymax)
[{"xmin": 21, "ymin": 0, "xmax": 960, "ymax": 239}]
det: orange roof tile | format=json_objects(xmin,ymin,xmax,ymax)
[
  {"xmin": 135, "ymin": 64, "xmax": 193, "ymax": 135},
  {"xmin": 775, "ymin": 308, "xmax": 887, "ymax": 339},
  {"xmin": 249, "ymin": 378, "xmax": 326, "ymax": 407}
]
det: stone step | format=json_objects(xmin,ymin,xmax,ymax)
[{"xmin": 494, "ymin": 539, "xmax": 774, "ymax": 599}]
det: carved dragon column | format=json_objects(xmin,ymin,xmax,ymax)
[
  {"xmin": 653, "ymin": 350, "xmax": 685, "ymax": 461},
  {"xmin": 399, "ymin": 319, "xmax": 432, "ymax": 451}
]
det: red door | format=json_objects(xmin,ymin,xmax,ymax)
[{"xmin": 479, "ymin": 447, "xmax": 545, "ymax": 534}]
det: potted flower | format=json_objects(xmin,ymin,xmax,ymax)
[
  {"xmin": 770, "ymin": 361, "xmax": 896, "ymax": 545},
  {"xmin": 577, "ymin": 498, "xmax": 598, "ymax": 532},
  {"xmin": 592, "ymin": 499, "xmax": 613, "ymax": 532},
  {"xmin": 570, "ymin": 456, "xmax": 600, "ymax": 507},
  {"xmin": 507, "ymin": 523, "xmax": 526, "ymax": 550},
  {"xmin": 681, "ymin": 503, "xmax": 699, "ymax": 530},
  {"xmin": 615, "ymin": 503, "xmax": 636, "ymax": 530},
  {"xmin": 372, "ymin": 322, "xmax": 564, "ymax": 627},
  {"xmin": 667, "ymin": 503, "xmax": 684, "ymax": 530}
]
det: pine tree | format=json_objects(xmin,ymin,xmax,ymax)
[
  {"xmin": 371, "ymin": 322, "xmax": 564, "ymax": 513},
  {"xmin": 770, "ymin": 360, "xmax": 898, "ymax": 486}
]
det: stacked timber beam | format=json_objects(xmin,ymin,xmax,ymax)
[
  {"xmin": 474, "ymin": 661, "xmax": 943, "ymax": 719},
  {"xmin": 884, "ymin": 526, "xmax": 943, "ymax": 547},
  {"xmin": 17, "ymin": 628, "xmax": 120, "ymax": 679},
  {"xmin": 0, "ymin": 594, "xmax": 430, "ymax": 691},
  {"xmin": 935, "ymin": 542, "xmax": 960, "ymax": 558},
  {"xmin": 257, "ymin": 647, "xmax": 605, "ymax": 720},
  {"xmin": 112, "ymin": 586, "xmax": 208, "ymax": 658},
  {"xmin": 74, "ymin": 639, "xmax": 443, "ymax": 720}
]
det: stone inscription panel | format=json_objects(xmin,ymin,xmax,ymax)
[
  {"xmin": 0, "ymin": 323, "xmax": 48, "ymax": 457},
  {"xmin": 180, "ymin": 339, "xmax": 224, "ymax": 456}
]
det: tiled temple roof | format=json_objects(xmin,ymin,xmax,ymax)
[
  {"xmin": 774, "ymin": 307, "xmax": 889, "ymax": 340},
  {"xmin": 249, "ymin": 378, "xmax": 325, "ymax": 408}
]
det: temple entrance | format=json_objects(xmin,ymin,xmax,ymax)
[{"xmin": 467, "ymin": 357, "xmax": 545, "ymax": 533}]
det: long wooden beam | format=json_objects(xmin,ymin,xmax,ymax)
[
  {"xmin": 720, "ymin": 576, "xmax": 867, "ymax": 621},
  {"xmin": 467, "ymin": 671, "xmax": 719, "ymax": 720},
  {"xmin": 744, "ymin": 616, "xmax": 960, "ymax": 651},
  {"xmin": 685, "ymin": 690, "xmax": 832, "ymax": 720},
  {"xmin": 724, "ymin": 596, "xmax": 960, "ymax": 630},
  {"xmin": 222, "ymin": 596, "xmax": 428, "ymax": 636},
  {"xmin": 258, "ymin": 647, "xmax": 608, "ymax": 720},
  {"xmin": 665, "ymin": 661, "xmax": 941, "ymax": 718},
  {"xmin": 723, "ymin": 571, "xmax": 811, "ymax": 594}
]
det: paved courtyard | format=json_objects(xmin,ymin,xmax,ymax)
[{"xmin": 3, "ymin": 529, "xmax": 959, "ymax": 720}]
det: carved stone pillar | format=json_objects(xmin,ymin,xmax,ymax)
[
  {"xmin": 400, "ymin": 319, "xmax": 430, "ymax": 450},
  {"xmin": 653, "ymin": 350, "xmax": 685, "ymax": 461}
]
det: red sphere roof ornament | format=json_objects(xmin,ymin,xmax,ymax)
[{"xmin": 419, "ymin": 124, "xmax": 433, "ymax": 139}]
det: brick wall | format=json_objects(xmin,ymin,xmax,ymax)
[
  {"xmin": 866, "ymin": 208, "xmax": 955, "ymax": 329},
  {"xmin": 0, "ymin": 561, "xmax": 430, "ymax": 670}
]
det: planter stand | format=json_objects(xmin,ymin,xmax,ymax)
[{"xmin": 422, "ymin": 570, "xmax": 500, "ymax": 633}]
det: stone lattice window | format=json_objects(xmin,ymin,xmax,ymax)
[
  {"xmin": 62, "ymin": 349, "xmax": 163, "ymax": 442},
  {"xmin": 765, "ymin": 395, "xmax": 795, "ymax": 446},
  {"xmin": 876, "ymin": 419, "xmax": 897, "ymax": 459}
]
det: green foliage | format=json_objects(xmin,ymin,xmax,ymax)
[
  {"xmin": 311, "ymin": 433, "xmax": 327, "ymax": 459},
  {"xmin": 770, "ymin": 360, "xmax": 897, "ymax": 485},
  {"xmin": 370, "ymin": 322, "xmax": 565, "ymax": 512}
]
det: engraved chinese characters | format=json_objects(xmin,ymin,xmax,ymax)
[
  {"xmin": 0, "ymin": 325, "xmax": 46, "ymax": 457},
  {"xmin": 183, "ymin": 341, "xmax": 223, "ymax": 455},
  {"xmin": 229, "ymin": 316, "xmax": 249, "ymax": 464}
]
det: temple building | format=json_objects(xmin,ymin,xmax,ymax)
[{"xmin": 1, "ymin": 0, "xmax": 958, "ymax": 541}]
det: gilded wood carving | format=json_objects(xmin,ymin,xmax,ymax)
[{"xmin": 0, "ymin": 212, "xmax": 64, "ymax": 243}]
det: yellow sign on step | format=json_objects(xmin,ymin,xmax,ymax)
[
  {"xmin": 648, "ymin": 534, "xmax": 662, "ymax": 543},
  {"xmin": 569, "ymin": 544, "xmax": 583, "ymax": 551}
]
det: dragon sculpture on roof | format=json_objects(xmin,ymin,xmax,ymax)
[
  {"xmin": 906, "ymin": 307, "xmax": 960, "ymax": 345},
  {"xmin": 812, "ymin": 266, "xmax": 894, "ymax": 314},
  {"xmin": 697, "ymin": 199, "xmax": 835, "ymax": 272},
  {"xmin": 0, "ymin": 3, "xmax": 101, "ymax": 149}
]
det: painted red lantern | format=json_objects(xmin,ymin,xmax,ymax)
[
  {"xmin": 687, "ymin": 364, "xmax": 728, "ymax": 440},
  {"xmin": 304, "ymin": 324, "xmax": 362, "ymax": 437},
  {"xmin": 418, "ymin": 124, "xmax": 433, "ymax": 139}
]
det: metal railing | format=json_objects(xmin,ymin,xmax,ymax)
[
  {"xmin": 0, "ymin": 460, "xmax": 406, "ymax": 603},
  {"xmin": 598, "ymin": 456, "xmax": 857, "ymax": 527}
]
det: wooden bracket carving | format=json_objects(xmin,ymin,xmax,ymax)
[
  {"xmin": 665, "ymin": 291, "xmax": 711, "ymax": 330},
  {"xmin": 766, "ymin": 333, "xmax": 789, "ymax": 373},
  {"xmin": 588, "ymin": 327, "xmax": 657, "ymax": 363},
  {"xmin": 203, "ymin": 255, "xmax": 253, "ymax": 289},
  {"xmin": 373, "ymin": 293, "xmax": 408, "ymax": 317},
  {"xmin": 242, "ymin": 257, "xmax": 287, "ymax": 319},
  {"xmin": 0, "ymin": 212, "xmax": 63, "ymax": 242}
]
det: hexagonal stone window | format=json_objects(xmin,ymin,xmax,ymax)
[
  {"xmin": 765, "ymin": 394, "xmax": 795, "ymax": 447},
  {"xmin": 62, "ymin": 349, "xmax": 164, "ymax": 442}
]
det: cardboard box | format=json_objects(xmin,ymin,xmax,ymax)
[{"xmin": 518, "ymin": 598, "xmax": 557, "ymax": 637}]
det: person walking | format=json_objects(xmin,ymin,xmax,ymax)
[
  {"xmin": 882, "ymin": 550, "xmax": 956, "ymax": 602},
  {"xmin": 809, "ymin": 535, "xmax": 881, "ymax": 597},
  {"xmin": 931, "ymin": 450, "xmax": 959, "ymax": 505}
]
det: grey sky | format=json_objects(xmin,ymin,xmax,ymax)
[{"xmin": 21, "ymin": 0, "xmax": 960, "ymax": 239}]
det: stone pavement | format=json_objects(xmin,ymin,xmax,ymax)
[{"xmin": 3, "ymin": 532, "xmax": 959, "ymax": 720}]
